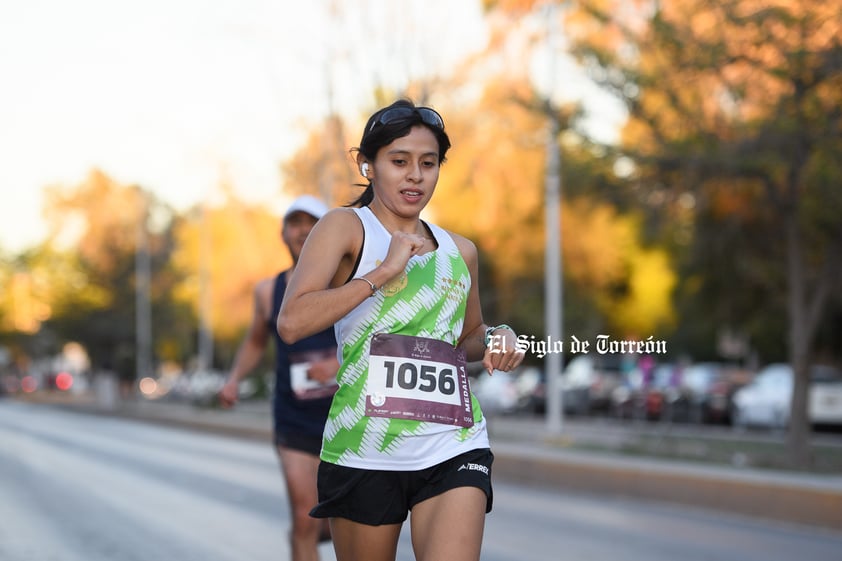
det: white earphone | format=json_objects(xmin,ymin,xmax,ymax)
[{"xmin": 360, "ymin": 163, "xmax": 369, "ymax": 177}]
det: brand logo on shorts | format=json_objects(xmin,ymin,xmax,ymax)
[{"xmin": 457, "ymin": 462, "xmax": 489, "ymax": 476}]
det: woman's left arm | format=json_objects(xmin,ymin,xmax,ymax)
[{"xmin": 454, "ymin": 234, "xmax": 524, "ymax": 374}]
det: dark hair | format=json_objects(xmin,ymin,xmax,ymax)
[{"xmin": 347, "ymin": 99, "xmax": 452, "ymax": 207}]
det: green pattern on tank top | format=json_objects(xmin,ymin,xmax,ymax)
[{"xmin": 322, "ymin": 244, "xmax": 485, "ymax": 465}]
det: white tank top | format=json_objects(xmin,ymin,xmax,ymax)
[{"xmin": 322, "ymin": 206, "xmax": 489, "ymax": 470}]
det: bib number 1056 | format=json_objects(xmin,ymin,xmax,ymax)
[
  {"xmin": 383, "ymin": 360, "xmax": 456, "ymax": 395},
  {"xmin": 366, "ymin": 333, "xmax": 473, "ymax": 427}
]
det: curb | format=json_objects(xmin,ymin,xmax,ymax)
[{"xmin": 491, "ymin": 442, "xmax": 842, "ymax": 532}]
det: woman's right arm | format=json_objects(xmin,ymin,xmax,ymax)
[
  {"xmin": 276, "ymin": 208, "xmax": 408, "ymax": 344},
  {"xmin": 276, "ymin": 208, "xmax": 363, "ymax": 343}
]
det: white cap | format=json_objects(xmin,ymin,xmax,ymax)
[{"xmin": 283, "ymin": 195, "xmax": 329, "ymax": 222}]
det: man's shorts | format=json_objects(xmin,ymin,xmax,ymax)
[
  {"xmin": 274, "ymin": 430, "xmax": 323, "ymax": 456},
  {"xmin": 310, "ymin": 447, "xmax": 494, "ymax": 525}
]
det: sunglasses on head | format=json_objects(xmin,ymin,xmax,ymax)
[{"xmin": 368, "ymin": 106, "xmax": 444, "ymax": 132}]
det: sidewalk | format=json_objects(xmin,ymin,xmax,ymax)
[{"xmin": 29, "ymin": 393, "xmax": 842, "ymax": 532}]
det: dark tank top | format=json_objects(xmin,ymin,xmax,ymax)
[{"xmin": 269, "ymin": 271, "xmax": 336, "ymax": 437}]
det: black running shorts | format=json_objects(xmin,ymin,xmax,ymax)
[{"xmin": 310, "ymin": 447, "xmax": 494, "ymax": 525}]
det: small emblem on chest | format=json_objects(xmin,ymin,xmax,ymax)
[{"xmin": 376, "ymin": 259, "xmax": 408, "ymax": 296}]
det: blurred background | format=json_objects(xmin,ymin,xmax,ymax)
[{"xmin": 1, "ymin": 0, "xmax": 841, "ymax": 471}]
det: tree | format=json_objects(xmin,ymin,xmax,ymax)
[
  {"xmin": 435, "ymin": 81, "xmax": 677, "ymax": 340},
  {"xmin": 281, "ymin": 113, "xmax": 358, "ymax": 207},
  {"xmin": 0, "ymin": 248, "xmax": 57, "ymax": 362},
  {"xmin": 564, "ymin": 0, "xmax": 842, "ymax": 467},
  {"xmin": 170, "ymin": 184, "xmax": 289, "ymax": 367},
  {"xmin": 429, "ymin": 10, "xmax": 677, "ymax": 343},
  {"xmin": 39, "ymin": 170, "xmax": 195, "ymax": 383}
]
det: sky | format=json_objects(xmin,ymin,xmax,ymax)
[{"xmin": 0, "ymin": 0, "xmax": 624, "ymax": 254}]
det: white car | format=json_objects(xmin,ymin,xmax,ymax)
[
  {"xmin": 732, "ymin": 363, "xmax": 842, "ymax": 429},
  {"xmin": 809, "ymin": 366, "xmax": 842, "ymax": 426},
  {"xmin": 471, "ymin": 371, "xmax": 520, "ymax": 416}
]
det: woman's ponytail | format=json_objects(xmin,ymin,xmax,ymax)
[{"xmin": 346, "ymin": 182, "xmax": 374, "ymax": 208}]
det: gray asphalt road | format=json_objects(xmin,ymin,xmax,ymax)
[{"xmin": 2, "ymin": 400, "xmax": 841, "ymax": 561}]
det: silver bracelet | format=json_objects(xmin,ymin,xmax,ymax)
[
  {"xmin": 484, "ymin": 324, "xmax": 513, "ymax": 347},
  {"xmin": 356, "ymin": 276, "xmax": 377, "ymax": 296}
]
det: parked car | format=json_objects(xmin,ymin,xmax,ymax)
[
  {"xmin": 808, "ymin": 366, "xmax": 842, "ymax": 428},
  {"xmin": 471, "ymin": 367, "xmax": 542, "ymax": 416},
  {"xmin": 512, "ymin": 367, "xmax": 545, "ymax": 415},
  {"xmin": 561, "ymin": 354, "xmax": 625, "ymax": 416},
  {"xmin": 611, "ymin": 362, "xmax": 687, "ymax": 421},
  {"xmin": 471, "ymin": 371, "xmax": 520, "ymax": 416},
  {"xmin": 645, "ymin": 363, "xmax": 688, "ymax": 421},
  {"xmin": 610, "ymin": 367, "xmax": 643, "ymax": 419},
  {"xmin": 731, "ymin": 363, "xmax": 842, "ymax": 429},
  {"xmin": 681, "ymin": 362, "xmax": 751, "ymax": 425}
]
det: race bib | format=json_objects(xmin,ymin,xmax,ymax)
[
  {"xmin": 289, "ymin": 348, "xmax": 339, "ymax": 400},
  {"xmin": 366, "ymin": 333, "xmax": 474, "ymax": 427}
]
